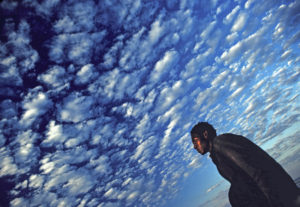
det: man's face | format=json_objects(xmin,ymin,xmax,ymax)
[{"xmin": 192, "ymin": 137, "xmax": 208, "ymax": 155}]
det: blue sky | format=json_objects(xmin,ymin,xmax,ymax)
[{"xmin": 0, "ymin": 0, "xmax": 299, "ymax": 206}]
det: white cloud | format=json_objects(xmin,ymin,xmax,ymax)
[
  {"xmin": 49, "ymin": 31, "xmax": 105, "ymax": 65},
  {"xmin": 59, "ymin": 93, "xmax": 94, "ymax": 123},
  {"xmin": 69, "ymin": 1, "xmax": 96, "ymax": 32},
  {"xmin": 93, "ymin": 67, "xmax": 144, "ymax": 102},
  {"xmin": 63, "ymin": 171, "xmax": 94, "ymax": 194},
  {"xmin": 20, "ymin": 89, "xmax": 53, "ymax": 128},
  {"xmin": 180, "ymin": 56, "xmax": 202, "ymax": 79},
  {"xmin": 226, "ymin": 32, "xmax": 238, "ymax": 43},
  {"xmin": 211, "ymin": 70, "xmax": 230, "ymax": 87},
  {"xmin": 280, "ymin": 49, "xmax": 292, "ymax": 60},
  {"xmin": 54, "ymin": 15, "xmax": 77, "ymax": 33},
  {"xmin": 29, "ymin": 192, "xmax": 59, "ymax": 207},
  {"xmin": 119, "ymin": 27, "xmax": 146, "ymax": 69},
  {"xmin": 0, "ymin": 0, "xmax": 18, "ymax": 10},
  {"xmin": 0, "ymin": 150, "xmax": 18, "ymax": 176},
  {"xmin": 174, "ymin": 10, "xmax": 193, "ymax": 40},
  {"xmin": 154, "ymin": 80, "xmax": 185, "ymax": 114},
  {"xmin": 75, "ymin": 64, "xmax": 95, "ymax": 85},
  {"xmin": 49, "ymin": 34, "xmax": 68, "ymax": 63},
  {"xmin": 244, "ymin": 0, "xmax": 255, "ymax": 9},
  {"xmin": 227, "ymin": 86, "xmax": 245, "ymax": 101},
  {"xmin": 40, "ymin": 160, "xmax": 55, "ymax": 174},
  {"xmin": 273, "ymin": 22, "xmax": 284, "ymax": 38},
  {"xmin": 127, "ymin": 191, "xmax": 139, "ymax": 201},
  {"xmin": 231, "ymin": 12, "xmax": 248, "ymax": 32},
  {"xmin": 0, "ymin": 134, "xmax": 5, "ymax": 148},
  {"xmin": 206, "ymin": 181, "xmax": 222, "ymax": 193},
  {"xmin": 104, "ymin": 188, "xmax": 116, "ymax": 198},
  {"xmin": 64, "ymin": 138, "xmax": 80, "ymax": 148},
  {"xmin": 13, "ymin": 130, "xmax": 40, "ymax": 174},
  {"xmin": 131, "ymin": 113, "xmax": 154, "ymax": 142},
  {"xmin": 283, "ymin": 31, "xmax": 300, "ymax": 50},
  {"xmin": 0, "ymin": 99, "xmax": 18, "ymax": 119},
  {"xmin": 220, "ymin": 25, "xmax": 267, "ymax": 65},
  {"xmin": 102, "ymin": 39, "xmax": 123, "ymax": 69},
  {"xmin": 220, "ymin": 42, "xmax": 241, "ymax": 64},
  {"xmin": 1, "ymin": 20, "xmax": 38, "ymax": 80},
  {"xmin": 149, "ymin": 18, "xmax": 165, "ymax": 44},
  {"xmin": 198, "ymin": 189, "xmax": 230, "ymax": 207},
  {"xmin": 41, "ymin": 121, "xmax": 67, "ymax": 147},
  {"xmin": 187, "ymin": 153, "xmax": 203, "ymax": 169},
  {"xmin": 10, "ymin": 197, "xmax": 29, "ymax": 207},
  {"xmin": 38, "ymin": 65, "xmax": 69, "ymax": 89},
  {"xmin": 31, "ymin": 0, "xmax": 60, "ymax": 17},
  {"xmin": 201, "ymin": 20, "xmax": 217, "ymax": 40},
  {"xmin": 8, "ymin": 20, "xmax": 30, "ymax": 45},
  {"xmin": 138, "ymin": 14, "xmax": 181, "ymax": 66},
  {"xmin": 39, "ymin": 162, "xmax": 80, "ymax": 194},
  {"xmin": 131, "ymin": 136, "xmax": 157, "ymax": 162},
  {"xmin": 123, "ymin": 0, "xmax": 142, "ymax": 26},
  {"xmin": 160, "ymin": 96, "xmax": 188, "ymax": 122},
  {"xmin": 89, "ymin": 155, "xmax": 112, "ymax": 176},
  {"xmin": 223, "ymin": 5, "xmax": 240, "ymax": 25},
  {"xmin": 251, "ymin": 78, "xmax": 265, "ymax": 92},
  {"xmin": 29, "ymin": 174, "xmax": 44, "ymax": 189},
  {"xmin": 67, "ymin": 34, "xmax": 93, "ymax": 65},
  {"xmin": 156, "ymin": 117, "xmax": 179, "ymax": 159},
  {"xmin": 19, "ymin": 49, "xmax": 39, "ymax": 72},
  {"xmin": 150, "ymin": 50, "xmax": 178, "ymax": 83}
]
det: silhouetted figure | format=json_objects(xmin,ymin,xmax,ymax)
[{"xmin": 191, "ymin": 122, "xmax": 300, "ymax": 207}]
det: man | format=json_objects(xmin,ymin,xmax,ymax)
[{"xmin": 191, "ymin": 122, "xmax": 300, "ymax": 207}]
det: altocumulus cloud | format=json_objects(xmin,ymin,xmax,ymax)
[{"xmin": 0, "ymin": 0, "xmax": 299, "ymax": 207}]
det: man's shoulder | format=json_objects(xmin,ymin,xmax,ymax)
[
  {"xmin": 214, "ymin": 133, "xmax": 245, "ymax": 141},
  {"xmin": 212, "ymin": 134, "xmax": 250, "ymax": 159},
  {"xmin": 213, "ymin": 133, "xmax": 251, "ymax": 146}
]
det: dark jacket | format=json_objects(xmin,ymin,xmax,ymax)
[{"xmin": 210, "ymin": 133, "xmax": 299, "ymax": 207}]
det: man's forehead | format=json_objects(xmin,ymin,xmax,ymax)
[{"xmin": 191, "ymin": 133, "xmax": 201, "ymax": 139}]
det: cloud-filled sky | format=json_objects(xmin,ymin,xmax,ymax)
[{"xmin": 0, "ymin": 0, "xmax": 299, "ymax": 206}]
